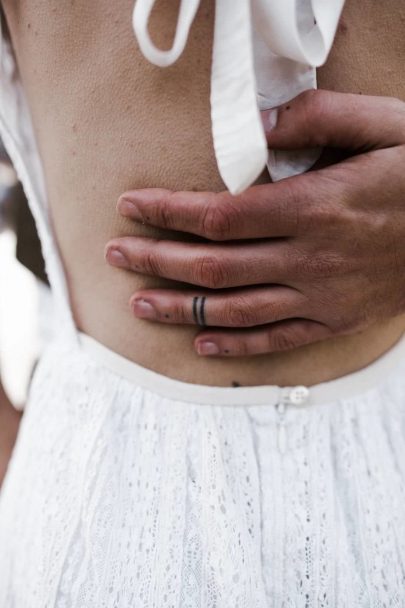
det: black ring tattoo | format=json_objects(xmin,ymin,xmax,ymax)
[
  {"xmin": 192, "ymin": 296, "xmax": 207, "ymax": 327},
  {"xmin": 192, "ymin": 296, "xmax": 199, "ymax": 326},
  {"xmin": 199, "ymin": 296, "xmax": 207, "ymax": 327}
]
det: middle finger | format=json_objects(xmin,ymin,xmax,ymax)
[{"xmin": 105, "ymin": 236, "xmax": 296, "ymax": 288}]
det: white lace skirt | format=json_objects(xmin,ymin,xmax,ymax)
[{"xmin": 1, "ymin": 333, "xmax": 405, "ymax": 608}]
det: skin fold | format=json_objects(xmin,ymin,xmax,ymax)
[{"xmin": 1, "ymin": 0, "xmax": 405, "ymax": 388}]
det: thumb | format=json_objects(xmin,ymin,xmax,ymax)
[{"xmin": 262, "ymin": 89, "xmax": 405, "ymax": 152}]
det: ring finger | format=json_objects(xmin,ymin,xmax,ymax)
[{"xmin": 130, "ymin": 285, "xmax": 309, "ymax": 328}]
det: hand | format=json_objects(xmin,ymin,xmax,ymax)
[{"xmin": 106, "ymin": 90, "xmax": 405, "ymax": 357}]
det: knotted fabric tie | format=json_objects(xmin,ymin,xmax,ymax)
[{"xmin": 133, "ymin": 0, "xmax": 345, "ymax": 194}]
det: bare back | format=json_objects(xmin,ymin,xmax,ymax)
[{"xmin": 2, "ymin": 0, "xmax": 405, "ymax": 386}]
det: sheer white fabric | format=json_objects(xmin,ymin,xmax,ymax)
[{"xmin": 133, "ymin": 0, "xmax": 345, "ymax": 193}]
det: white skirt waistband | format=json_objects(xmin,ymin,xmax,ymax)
[{"xmin": 78, "ymin": 332, "xmax": 405, "ymax": 407}]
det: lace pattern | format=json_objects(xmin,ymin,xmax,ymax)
[
  {"xmin": 1, "ymin": 338, "xmax": 405, "ymax": 607},
  {"xmin": 2, "ymin": 5, "xmax": 405, "ymax": 607}
]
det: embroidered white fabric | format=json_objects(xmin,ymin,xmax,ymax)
[
  {"xmin": 1, "ymin": 336, "xmax": 405, "ymax": 607},
  {"xmin": 1, "ymin": 4, "xmax": 405, "ymax": 607}
]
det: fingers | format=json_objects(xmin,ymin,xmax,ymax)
[
  {"xmin": 263, "ymin": 90, "xmax": 405, "ymax": 152},
  {"xmin": 105, "ymin": 237, "xmax": 297, "ymax": 288},
  {"xmin": 194, "ymin": 319, "xmax": 333, "ymax": 357},
  {"xmin": 117, "ymin": 179, "xmax": 313, "ymax": 240},
  {"xmin": 129, "ymin": 284, "xmax": 330, "ymax": 357},
  {"xmin": 129, "ymin": 286, "xmax": 308, "ymax": 328}
]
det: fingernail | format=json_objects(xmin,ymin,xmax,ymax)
[
  {"xmin": 106, "ymin": 247, "xmax": 129, "ymax": 268},
  {"xmin": 196, "ymin": 341, "xmax": 220, "ymax": 356},
  {"xmin": 132, "ymin": 298, "xmax": 156, "ymax": 319},
  {"xmin": 262, "ymin": 108, "xmax": 278, "ymax": 132},
  {"xmin": 117, "ymin": 197, "xmax": 143, "ymax": 221}
]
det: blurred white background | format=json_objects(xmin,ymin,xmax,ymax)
[
  {"xmin": 0, "ymin": 229, "xmax": 40, "ymax": 407},
  {"xmin": 0, "ymin": 158, "xmax": 41, "ymax": 408}
]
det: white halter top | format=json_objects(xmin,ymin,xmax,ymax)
[{"xmin": 133, "ymin": 0, "xmax": 345, "ymax": 194}]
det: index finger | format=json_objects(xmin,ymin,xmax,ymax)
[{"xmin": 117, "ymin": 176, "xmax": 318, "ymax": 241}]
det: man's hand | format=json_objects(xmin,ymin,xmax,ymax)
[{"xmin": 106, "ymin": 90, "xmax": 405, "ymax": 357}]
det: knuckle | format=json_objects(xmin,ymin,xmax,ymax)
[
  {"xmin": 170, "ymin": 301, "xmax": 187, "ymax": 324},
  {"xmin": 157, "ymin": 192, "xmax": 176, "ymax": 228},
  {"xmin": 230, "ymin": 339, "xmax": 250, "ymax": 357},
  {"xmin": 193, "ymin": 255, "xmax": 228, "ymax": 288},
  {"xmin": 298, "ymin": 252, "xmax": 346, "ymax": 278},
  {"xmin": 142, "ymin": 250, "xmax": 162, "ymax": 276},
  {"xmin": 299, "ymin": 90, "xmax": 334, "ymax": 146},
  {"xmin": 200, "ymin": 199, "xmax": 234, "ymax": 240},
  {"xmin": 303, "ymin": 201, "xmax": 342, "ymax": 234},
  {"xmin": 276, "ymin": 179, "xmax": 314, "ymax": 233},
  {"xmin": 268, "ymin": 327, "xmax": 299, "ymax": 352},
  {"xmin": 224, "ymin": 297, "xmax": 258, "ymax": 327}
]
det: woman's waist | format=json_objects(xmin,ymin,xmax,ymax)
[
  {"xmin": 58, "ymin": 238, "xmax": 405, "ymax": 389},
  {"xmin": 74, "ymin": 287, "xmax": 405, "ymax": 390},
  {"xmin": 30, "ymin": 319, "xmax": 404, "ymax": 412}
]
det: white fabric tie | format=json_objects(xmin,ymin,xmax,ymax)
[{"xmin": 132, "ymin": 0, "xmax": 345, "ymax": 194}]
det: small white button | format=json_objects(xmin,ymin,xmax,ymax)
[{"xmin": 288, "ymin": 386, "xmax": 310, "ymax": 406}]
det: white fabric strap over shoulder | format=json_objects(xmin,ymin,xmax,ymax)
[
  {"xmin": 132, "ymin": 0, "xmax": 200, "ymax": 68},
  {"xmin": 132, "ymin": 0, "xmax": 346, "ymax": 194}
]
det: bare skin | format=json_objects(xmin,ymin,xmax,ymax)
[
  {"xmin": 0, "ymin": 381, "xmax": 21, "ymax": 486},
  {"xmin": 1, "ymin": 0, "xmax": 405, "ymax": 387}
]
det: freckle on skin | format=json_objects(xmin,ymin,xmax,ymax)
[{"xmin": 338, "ymin": 19, "xmax": 348, "ymax": 34}]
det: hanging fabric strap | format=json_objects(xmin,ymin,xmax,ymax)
[
  {"xmin": 132, "ymin": 0, "xmax": 200, "ymax": 68},
  {"xmin": 132, "ymin": 0, "xmax": 346, "ymax": 194},
  {"xmin": 210, "ymin": 0, "xmax": 268, "ymax": 194}
]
